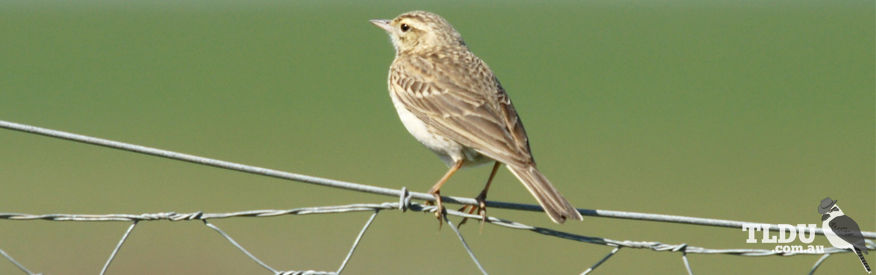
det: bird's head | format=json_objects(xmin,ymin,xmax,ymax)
[
  {"xmin": 821, "ymin": 205, "xmax": 845, "ymax": 221},
  {"xmin": 370, "ymin": 11, "xmax": 466, "ymax": 55}
]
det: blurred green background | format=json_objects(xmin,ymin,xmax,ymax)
[{"xmin": 1, "ymin": 0, "xmax": 873, "ymax": 274}]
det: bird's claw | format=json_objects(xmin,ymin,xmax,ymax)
[
  {"xmin": 457, "ymin": 191, "xmax": 488, "ymax": 228},
  {"xmin": 428, "ymin": 191, "xmax": 446, "ymax": 229}
]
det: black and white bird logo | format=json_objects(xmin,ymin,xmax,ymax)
[{"xmin": 819, "ymin": 197, "xmax": 871, "ymax": 273}]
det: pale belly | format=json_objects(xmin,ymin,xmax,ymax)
[
  {"xmin": 822, "ymin": 220, "xmax": 853, "ymax": 249},
  {"xmin": 389, "ymin": 92, "xmax": 491, "ymax": 167}
]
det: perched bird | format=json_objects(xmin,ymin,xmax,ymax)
[
  {"xmin": 370, "ymin": 11, "xmax": 583, "ymax": 224},
  {"xmin": 818, "ymin": 197, "xmax": 871, "ymax": 273}
]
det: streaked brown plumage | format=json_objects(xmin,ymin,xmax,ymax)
[{"xmin": 371, "ymin": 11, "xmax": 583, "ymax": 224}]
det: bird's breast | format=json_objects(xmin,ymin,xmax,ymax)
[{"xmin": 388, "ymin": 90, "xmax": 489, "ymax": 167}]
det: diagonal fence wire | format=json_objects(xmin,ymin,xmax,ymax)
[
  {"xmin": 808, "ymin": 254, "xmax": 832, "ymax": 275},
  {"xmin": 100, "ymin": 221, "xmax": 137, "ymax": 275},
  {"xmin": 204, "ymin": 220, "xmax": 279, "ymax": 274},
  {"xmin": 445, "ymin": 214, "xmax": 487, "ymax": 275},
  {"xmin": 2, "ymin": 119, "xmax": 875, "ymax": 274},
  {"xmin": 335, "ymin": 210, "xmax": 379, "ymax": 274},
  {"xmin": 680, "ymin": 247, "xmax": 693, "ymax": 275},
  {"xmin": 0, "ymin": 247, "xmax": 39, "ymax": 275},
  {"xmin": 580, "ymin": 247, "xmax": 620, "ymax": 275}
]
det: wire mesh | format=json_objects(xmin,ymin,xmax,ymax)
[{"xmin": 1, "ymin": 120, "xmax": 873, "ymax": 274}]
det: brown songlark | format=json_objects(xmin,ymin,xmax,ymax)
[{"xmin": 371, "ymin": 11, "xmax": 583, "ymax": 224}]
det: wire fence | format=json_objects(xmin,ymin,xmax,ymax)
[{"xmin": 1, "ymin": 119, "xmax": 874, "ymax": 275}]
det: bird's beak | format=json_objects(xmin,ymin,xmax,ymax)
[
  {"xmin": 821, "ymin": 214, "xmax": 829, "ymax": 221},
  {"xmin": 370, "ymin": 19, "xmax": 393, "ymax": 32}
]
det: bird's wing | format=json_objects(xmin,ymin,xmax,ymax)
[
  {"xmin": 829, "ymin": 216, "xmax": 868, "ymax": 252},
  {"xmin": 390, "ymin": 52, "xmax": 533, "ymax": 167}
]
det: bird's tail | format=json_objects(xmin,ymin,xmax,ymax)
[
  {"xmin": 854, "ymin": 247, "xmax": 871, "ymax": 273},
  {"xmin": 507, "ymin": 165, "xmax": 583, "ymax": 224}
]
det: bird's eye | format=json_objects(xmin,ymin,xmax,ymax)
[{"xmin": 400, "ymin": 23, "xmax": 410, "ymax": 32}]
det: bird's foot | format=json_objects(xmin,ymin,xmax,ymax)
[
  {"xmin": 427, "ymin": 191, "xmax": 446, "ymax": 228},
  {"xmin": 457, "ymin": 190, "xmax": 488, "ymax": 229}
]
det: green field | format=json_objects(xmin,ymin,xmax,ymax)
[{"xmin": 1, "ymin": 1, "xmax": 873, "ymax": 274}]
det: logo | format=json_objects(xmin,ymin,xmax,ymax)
[
  {"xmin": 741, "ymin": 223, "xmax": 822, "ymax": 253},
  {"xmin": 819, "ymin": 197, "xmax": 870, "ymax": 274},
  {"xmin": 740, "ymin": 197, "xmax": 871, "ymax": 273}
]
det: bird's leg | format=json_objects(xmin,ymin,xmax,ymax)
[
  {"xmin": 475, "ymin": 161, "xmax": 501, "ymax": 220},
  {"xmin": 428, "ymin": 160, "xmax": 464, "ymax": 224},
  {"xmin": 458, "ymin": 161, "xmax": 501, "ymax": 228}
]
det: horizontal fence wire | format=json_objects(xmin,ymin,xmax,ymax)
[
  {"xmin": 1, "ymin": 120, "xmax": 872, "ymax": 239},
  {"xmin": 3, "ymin": 202, "xmax": 874, "ymax": 255},
  {"xmin": 1, "ymin": 200, "xmax": 873, "ymax": 274},
  {"xmin": 1, "ymin": 119, "xmax": 874, "ymax": 274}
]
